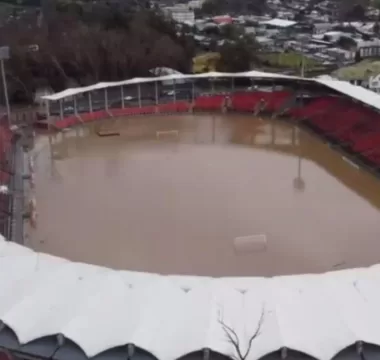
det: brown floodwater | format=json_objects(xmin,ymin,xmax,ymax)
[{"xmin": 26, "ymin": 114, "xmax": 380, "ymax": 277}]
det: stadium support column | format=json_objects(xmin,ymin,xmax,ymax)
[
  {"xmin": 121, "ymin": 86, "xmax": 125, "ymax": 108},
  {"xmin": 191, "ymin": 80, "xmax": 195, "ymax": 102},
  {"xmin": 173, "ymin": 80, "xmax": 176, "ymax": 103},
  {"xmin": 356, "ymin": 342, "xmax": 363, "ymax": 356},
  {"xmin": 231, "ymin": 77, "xmax": 235, "ymax": 92},
  {"xmin": 73, "ymin": 96, "xmax": 78, "ymax": 116},
  {"xmin": 59, "ymin": 99, "xmax": 63, "ymax": 120},
  {"xmin": 46, "ymin": 99, "xmax": 51, "ymax": 132},
  {"xmin": 203, "ymin": 348, "xmax": 210, "ymax": 360},
  {"xmin": 104, "ymin": 88, "xmax": 108, "ymax": 111},
  {"xmin": 73, "ymin": 95, "xmax": 80, "ymax": 137},
  {"xmin": 137, "ymin": 84, "xmax": 141, "ymax": 108},
  {"xmin": 58, "ymin": 98, "xmax": 66, "ymax": 143},
  {"xmin": 211, "ymin": 78, "xmax": 215, "ymax": 93},
  {"xmin": 46, "ymin": 99, "xmax": 54, "ymax": 154},
  {"xmin": 88, "ymin": 92, "xmax": 93, "ymax": 113},
  {"xmin": 155, "ymin": 81, "xmax": 159, "ymax": 105}
]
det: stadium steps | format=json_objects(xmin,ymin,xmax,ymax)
[{"xmin": 271, "ymin": 93, "xmax": 298, "ymax": 118}]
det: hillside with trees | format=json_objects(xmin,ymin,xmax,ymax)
[{"xmin": 0, "ymin": 1, "xmax": 196, "ymax": 102}]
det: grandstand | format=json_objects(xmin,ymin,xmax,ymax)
[
  {"xmin": 40, "ymin": 71, "xmax": 380, "ymax": 176},
  {"xmin": 3, "ymin": 71, "xmax": 380, "ymax": 360}
]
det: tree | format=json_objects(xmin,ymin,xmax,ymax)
[
  {"xmin": 336, "ymin": 36, "xmax": 357, "ymax": 50},
  {"xmin": 200, "ymin": 0, "xmax": 219, "ymax": 15},
  {"xmin": 218, "ymin": 310, "xmax": 264, "ymax": 360},
  {"xmin": 220, "ymin": 24, "xmax": 244, "ymax": 41},
  {"xmin": 217, "ymin": 38, "xmax": 257, "ymax": 73},
  {"xmin": 339, "ymin": 2, "xmax": 367, "ymax": 21},
  {"xmin": 294, "ymin": 10, "xmax": 306, "ymax": 21}
]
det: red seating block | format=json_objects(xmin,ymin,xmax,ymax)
[{"xmin": 193, "ymin": 95, "xmax": 225, "ymax": 111}]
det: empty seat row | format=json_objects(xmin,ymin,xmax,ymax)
[
  {"xmin": 55, "ymin": 116, "xmax": 79, "ymax": 129},
  {"xmin": 193, "ymin": 95, "xmax": 225, "ymax": 111},
  {"xmin": 55, "ymin": 102, "xmax": 194, "ymax": 129},
  {"xmin": 81, "ymin": 111, "xmax": 109, "ymax": 123},
  {"xmin": 288, "ymin": 97, "xmax": 339, "ymax": 119},
  {"xmin": 292, "ymin": 98, "xmax": 380, "ymax": 167},
  {"xmin": 230, "ymin": 91, "xmax": 292, "ymax": 113}
]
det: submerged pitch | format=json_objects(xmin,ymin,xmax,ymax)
[{"xmin": 28, "ymin": 114, "xmax": 380, "ymax": 277}]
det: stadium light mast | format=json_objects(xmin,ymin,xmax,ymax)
[{"xmin": 293, "ymin": 154, "xmax": 305, "ymax": 192}]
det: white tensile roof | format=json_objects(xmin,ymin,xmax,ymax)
[
  {"xmin": 315, "ymin": 78, "xmax": 380, "ymax": 111},
  {"xmin": 41, "ymin": 71, "xmax": 303, "ymax": 101},
  {"xmin": 41, "ymin": 71, "xmax": 380, "ymax": 114},
  {"xmin": 1, "ymin": 236, "xmax": 380, "ymax": 360},
  {"xmin": 260, "ymin": 19, "xmax": 297, "ymax": 28}
]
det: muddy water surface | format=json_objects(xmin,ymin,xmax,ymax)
[{"xmin": 27, "ymin": 114, "xmax": 380, "ymax": 277}]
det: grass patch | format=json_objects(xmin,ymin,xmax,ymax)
[
  {"xmin": 258, "ymin": 51, "xmax": 321, "ymax": 70},
  {"xmin": 333, "ymin": 59, "xmax": 380, "ymax": 81}
]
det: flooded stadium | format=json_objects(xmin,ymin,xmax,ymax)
[{"xmin": 27, "ymin": 114, "xmax": 380, "ymax": 277}]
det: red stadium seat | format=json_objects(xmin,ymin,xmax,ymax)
[
  {"xmin": 231, "ymin": 92, "xmax": 262, "ymax": 112},
  {"xmin": 156, "ymin": 101, "xmax": 190, "ymax": 113},
  {"xmin": 81, "ymin": 111, "xmax": 109, "ymax": 122},
  {"xmin": 289, "ymin": 97, "xmax": 338, "ymax": 119},
  {"xmin": 230, "ymin": 91, "xmax": 292, "ymax": 113},
  {"xmin": 193, "ymin": 95, "xmax": 225, "ymax": 111}
]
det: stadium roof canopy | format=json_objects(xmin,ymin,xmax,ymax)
[
  {"xmin": 1, "ymin": 236, "xmax": 380, "ymax": 360},
  {"xmin": 42, "ymin": 71, "xmax": 380, "ymax": 114}
]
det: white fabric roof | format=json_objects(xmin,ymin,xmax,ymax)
[
  {"xmin": 41, "ymin": 71, "xmax": 380, "ymax": 115},
  {"xmin": 260, "ymin": 19, "xmax": 297, "ymax": 28},
  {"xmin": 1, "ymin": 235, "xmax": 380, "ymax": 359},
  {"xmin": 41, "ymin": 71, "xmax": 303, "ymax": 101},
  {"xmin": 315, "ymin": 79, "xmax": 380, "ymax": 111}
]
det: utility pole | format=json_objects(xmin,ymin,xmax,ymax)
[
  {"xmin": 300, "ymin": 37, "xmax": 307, "ymax": 78},
  {"xmin": 0, "ymin": 46, "xmax": 10, "ymax": 124}
]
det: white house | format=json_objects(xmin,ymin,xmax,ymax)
[
  {"xmin": 163, "ymin": 4, "xmax": 195, "ymax": 24},
  {"xmin": 149, "ymin": 67, "xmax": 187, "ymax": 86}
]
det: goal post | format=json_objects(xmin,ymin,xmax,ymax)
[{"xmin": 156, "ymin": 130, "xmax": 179, "ymax": 140}]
